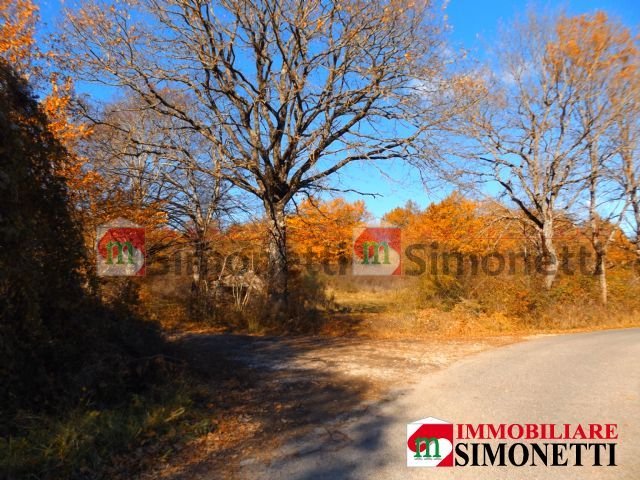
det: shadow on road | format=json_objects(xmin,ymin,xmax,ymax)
[{"xmin": 160, "ymin": 333, "xmax": 399, "ymax": 479}]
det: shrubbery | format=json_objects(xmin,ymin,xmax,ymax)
[{"xmin": 0, "ymin": 60, "xmax": 179, "ymax": 479}]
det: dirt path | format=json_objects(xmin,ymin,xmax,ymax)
[
  {"xmin": 144, "ymin": 333, "xmax": 519, "ymax": 479},
  {"xmin": 178, "ymin": 334, "xmax": 518, "ymax": 386}
]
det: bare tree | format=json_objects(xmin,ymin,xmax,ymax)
[
  {"xmin": 88, "ymin": 102, "xmax": 168, "ymax": 217},
  {"xmin": 446, "ymin": 12, "xmax": 592, "ymax": 289},
  {"xmin": 614, "ymin": 72, "xmax": 640, "ymax": 269},
  {"xmin": 87, "ymin": 94, "xmax": 235, "ymax": 315},
  {"xmin": 558, "ymin": 12, "xmax": 638, "ymax": 304},
  {"xmin": 61, "ymin": 0, "xmax": 455, "ymax": 312}
]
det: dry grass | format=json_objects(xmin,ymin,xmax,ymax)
[{"xmin": 318, "ymin": 273, "xmax": 640, "ymax": 339}]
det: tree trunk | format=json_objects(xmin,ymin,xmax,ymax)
[
  {"xmin": 633, "ymin": 196, "xmax": 640, "ymax": 274},
  {"xmin": 588, "ymin": 140, "xmax": 608, "ymax": 305},
  {"xmin": 592, "ymin": 240, "xmax": 608, "ymax": 306},
  {"xmin": 265, "ymin": 200, "xmax": 288, "ymax": 315},
  {"xmin": 540, "ymin": 221, "xmax": 557, "ymax": 290},
  {"xmin": 190, "ymin": 235, "xmax": 211, "ymax": 318},
  {"xmin": 594, "ymin": 249, "xmax": 607, "ymax": 305}
]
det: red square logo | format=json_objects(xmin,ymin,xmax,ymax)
[
  {"xmin": 352, "ymin": 227, "xmax": 401, "ymax": 276},
  {"xmin": 407, "ymin": 417, "xmax": 454, "ymax": 467},
  {"xmin": 96, "ymin": 218, "xmax": 145, "ymax": 276}
]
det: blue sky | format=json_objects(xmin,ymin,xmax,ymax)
[
  {"xmin": 37, "ymin": 0, "xmax": 639, "ymax": 219},
  {"xmin": 338, "ymin": 0, "xmax": 640, "ymax": 218}
]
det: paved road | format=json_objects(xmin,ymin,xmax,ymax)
[{"xmin": 244, "ymin": 329, "xmax": 640, "ymax": 479}]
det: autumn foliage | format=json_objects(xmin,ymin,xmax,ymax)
[
  {"xmin": 0, "ymin": 0, "xmax": 37, "ymax": 72},
  {"xmin": 288, "ymin": 198, "xmax": 370, "ymax": 263}
]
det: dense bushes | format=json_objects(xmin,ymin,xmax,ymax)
[
  {"xmin": 0, "ymin": 60, "xmax": 165, "ymax": 418},
  {"xmin": 0, "ymin": 59, "xmax": 85, "ymax": 412},
  {"xmin": 0, "ymin": 60, "xmax": 192, "ymax": 479}
]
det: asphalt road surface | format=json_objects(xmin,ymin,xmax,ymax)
[{"xmin": 245, "ymin": 328, "xmax": 640, "ymax": 479}]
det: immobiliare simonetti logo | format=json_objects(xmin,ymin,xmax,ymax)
[
  {"xmin": 96, "ymin": 218, "xmax": 145, "ymax": 276},
  {"xmin": 407, "ymin": 417, "xmax": 618, "ymax": 468},
  {"xmin": 352, "ymin": 226, "xmax": 401, "ymax": 276},
  {"xmin": 407, "ymin": 417, "xmax": 454, "ymax": 467}
]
